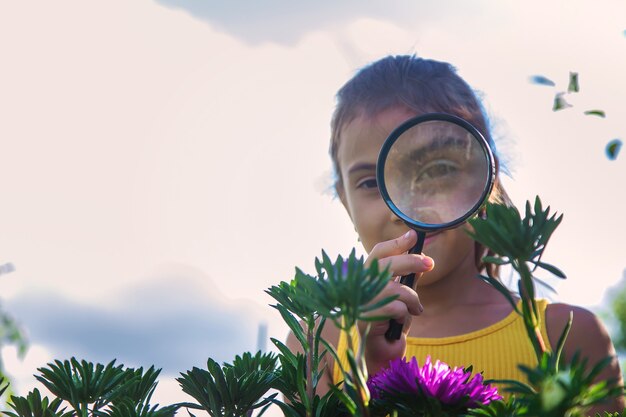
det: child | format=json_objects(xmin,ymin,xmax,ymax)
[{"xmin": 287, "ymin": 55, "xmax": 624, "ymax": 413}]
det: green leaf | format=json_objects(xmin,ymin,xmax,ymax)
[
  {"xmin": 531, "ymin": 275, "xmax": 558, "ymax": 295},
  {"xmin": 274, "ymin": 304, "xmax": 307, "ymax": 351},
  {"xmin": 500, "ymin": 378, "xmax": 537, "ymax": 395},
  {"xmin": 481, "ymin": 256, "xmax": 509, "ymax": 266},
  {"xmin": 476, "ymin": 274, "xmax": 521, "ymax": 315},
  {"xmin": 534, "ymin": 261, "xmax": 566, "ymax": 279},
  {"xmin": 554, "ymin": 311, "xmax": 573, "ymax": 372},
  {"xmin": 0, "ymin": 376, "xmax": 9, "ymax": 398}
]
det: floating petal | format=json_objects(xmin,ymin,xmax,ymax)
[
  {"xmin": 529, "ymin": 75, "xmax": 556, "ymax": 86},
  {"xmin": 606, "ymin": 139, "xmax": 622, "ymax": 160},
  {"xmin": 553, "ymin": 93, "xmax": 572, "ymax": 111},
  {"xmin": 584, "ymin": 110, "xmax": 606, "ymax": 118},
  {"xmin": 568, "ymin": 72, "xmax": 579, "ymax": 93}
]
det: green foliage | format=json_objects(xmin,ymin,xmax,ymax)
[
  {"xmin": 176, "ymin": 352, "xmax": 278, "ymax": 417},
  {"xmin": 280, "ymin": 249, "xmax": 393, "ymax": 332},
  {"xmin": 0, "ymin": 378, "xmax": 8, "ymax": 399},
  {"xmin": 466, "ymin": 396, "xmax": 522, "ymax": 417},
  {"xmin": 0, "ymin": 307, "xmax": 26, "ymax": 357},
  {"xmin": 35, "ymin": 359, "xmax": 130, "ymax": 414},
  {"xmin": 2, "ymin": 359, "xmax": 179, "ymax": 417},
  {"xmin": 608, "ymin": 276, "xmax": 626, "ymax": 353},
  {"xmin": 468, "ymin": 198, "xmax": 623, "ymax": 416},
  {"xmin": 266, "ymin": 249, "xmax": 395, "ymax": 417},
  {"xmin": 100, "ymin": 399, "xmax": 178, "ymax": 417},
  {"xmin": 2, "ymin": 388, "xmax": 72, "ymax": 417},
  {"xmin": 469, "ymin": 196, "xmax": 564, "ymax": 357},
  {"xmin": 0, "ymin": 262, "xmax": 29, "ymax": 400},
  {"xmin": 510, "ymin": 352, "xmax": 622, "ymax": 417},
  {"xmin": 468, "ymin": 196, "xmax": 563, "ymax": 273},
  {"xmin": 3, "ymin": 196, "xmax": 624, "ymax": 417},
  {"xmin": 266, "ymin": 270, "xmax": 330, "ymax": 417}
]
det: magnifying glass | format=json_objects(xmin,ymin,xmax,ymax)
[{"xmin": 376, "ymin": 113, "xmax": 496, "ymax": 340}]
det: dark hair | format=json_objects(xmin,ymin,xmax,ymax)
[{"xmin": 329, "ymin": 55, "xmax": 512, "ymax": 277}]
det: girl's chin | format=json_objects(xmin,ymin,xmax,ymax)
[
  {"xmin": 414, "ymin": 270, "xmax": 442, "ymax": 287},
  {"xmin": 422, "ymin": 233, "xmax": 444, "ymax": 259}
]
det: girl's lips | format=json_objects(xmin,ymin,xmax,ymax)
[{"xmin": 424, "ymin": 231, "xmax": 443, "ymax": 244}]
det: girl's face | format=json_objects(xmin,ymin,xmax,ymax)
[{"xmin": 336, "ymin": 106, "xmax": 478, "ymax": 286}]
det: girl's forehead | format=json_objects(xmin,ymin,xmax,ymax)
[{"xmin": 337, "ymin": 107, "xmax": 417, "ymax": 166}]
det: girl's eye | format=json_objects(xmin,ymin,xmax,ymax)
[
  {"xmin": 356, "ymin": 178, "xmax": 378, "ymax": 189},
  {"xmin": 416, "ymin": 160, "xmax": 459, "ymax": 182}
]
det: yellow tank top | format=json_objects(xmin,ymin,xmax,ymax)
[{"xmin": 333, "ymin": 299, "xmax": 551, "ymax": 392}]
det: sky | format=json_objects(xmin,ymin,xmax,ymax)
[{"xmin": 1, "ymin": 0, "xmax": 625, "ymax": 414}]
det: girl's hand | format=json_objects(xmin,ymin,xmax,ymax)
[{"xmin": 359, "ymin": 229, "xmax": 434, "ymax": 375}]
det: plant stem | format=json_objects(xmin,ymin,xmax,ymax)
[
  {"xmin": 515, "ymin": 261, "xmax": 547, "ymax": 361},
  {"xmin": 306, "ymin": 322, "xmax": 314, "ymax": 417},
  {"xmin": 346, "ymin": 328, "xmax": 369, "ymax": 417}
]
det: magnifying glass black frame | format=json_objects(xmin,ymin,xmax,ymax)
[{"xmin": 376, "ymin": 112, "xmax": 496, "ymax": 340}]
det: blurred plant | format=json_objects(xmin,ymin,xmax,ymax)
[
  {"xmin": 468, "ymin": 197, "xmax": 623, "ymax": 416},
  {"xmin": 1, "ymin": 358, "xmax": 179, "ymax": 417},
  {"xmin": 607, "ymin": 273, "xmax": 626, "ymax": 354},
  {"xmin": 602, "ymin": 271, "xmax": 626, "ymax": 385},
  {"xmin": 0, "ymin": 262, "xmax": 28, "ymax": 401}
]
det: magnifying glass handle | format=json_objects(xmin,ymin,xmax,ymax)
[{"xmin": 384, "ymin": 231, "xmax": 426, "ymax": 341}]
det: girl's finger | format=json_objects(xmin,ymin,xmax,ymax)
[
  {"xmin": 363, "ymin": 281, "xmax": 423, "ymax": 319},
  {"xmin": 386, "ymin": 281, "xmax": 423, "ymax": 316},
  {"xmin": 366, "ymin": 230, "xmax": 417, "ymax": 264},
  {"xmin": 377, "ymin": 254, "xmax": 434, "ymax": 277}
]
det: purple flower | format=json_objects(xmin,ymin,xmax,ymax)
[
  {"xmin": 341, "ymin": 260, "xmax": 349, "ymax": 276},
  {"xmin": 368, "ymin": 356, "xmax": 502, "ymax": 408}
]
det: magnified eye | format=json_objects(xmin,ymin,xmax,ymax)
[
  {"xmin": 356, "ymin": 178, "xmax": 378, "ymax": 190},
  {"xmin": 416, "ymin": 159, "xmax": 460, "ymax": 182}
]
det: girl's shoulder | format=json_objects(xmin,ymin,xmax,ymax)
[
  {"xmin": 545, "ymin": 302, "xmax": 619, "ymax": 371},
  {"xmin": 544, "ymin": 301, "xmax": 608, "ymax": 346}
]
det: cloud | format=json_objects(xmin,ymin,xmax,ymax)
[
  {"xmin": 153, "ymin": 0, "xmax": 487, "ymax": 45},
  {"xmin": 5, "ymin": 265, "xmax": 270, "ymax": 375}
]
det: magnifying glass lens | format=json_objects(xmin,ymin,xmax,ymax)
[{"xmin": 383, "ymin": 120, "xmax": 491, "ymax": 227}]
